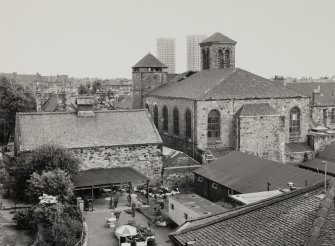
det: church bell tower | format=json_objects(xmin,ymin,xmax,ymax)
[{"xmin": 199, "ymin": 32, "xmax": 237, "ymax": 70}]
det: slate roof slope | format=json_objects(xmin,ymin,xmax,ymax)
[
  {"xmin": 193, "ymin": 151, "xmax": 325, "ymax": 194},
  {"xmin": 236, "ymin": 103, "xmax": 279, "ymax": 116},
  {"xmin": 15, "ymin": 109, "xmax": 162, "ymax": 152},
  {"xmin": 146, "ymin": 68, "xmax": 306, "ymax": 100},
  {"xmin": 318, "ymin": 141, "xmax": 335, "ymax": 162},
  {"xmin": 133, "ymin": 53, "xmax": 167, "ymax": 68},
  {"xmin": 169, "ymin": 180, "xmax": 335, "ymax": 246},
  {"xmin": 286, "ymin": 82, "xmax": 335, "ymax": 106},
  {"xmin": 41, "ymin": 93, "xmax": 58, "ymax": 112},
  {"xmin": 200, "ymin": 32, "xmax": 237, "ymax": 44}
]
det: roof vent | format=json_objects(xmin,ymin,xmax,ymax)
[{"xmin": 287, "ymin": 182, "xmax": 297, "ymax": 191}]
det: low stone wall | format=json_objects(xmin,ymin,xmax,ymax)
[{"xmin": 285, "ymin": 151, "xmax": 314, "ymax": 165}]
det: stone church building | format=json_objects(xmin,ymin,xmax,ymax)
[{"xmin": 132, "ymin": 32, "xmax": 311, "ymax": 163}]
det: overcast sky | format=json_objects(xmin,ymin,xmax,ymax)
[{"xmin": 1, "ymin": 0, "xmax": 334, "ymax": 79}]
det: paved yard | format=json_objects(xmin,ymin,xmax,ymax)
[{"xmin": 84, "ymin": 196, "xmax": 173, "ymax": 246}]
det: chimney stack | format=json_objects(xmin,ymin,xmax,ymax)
[{"xmin": 76, "ymin": 95, "xmax": 95, "ymax": 117}]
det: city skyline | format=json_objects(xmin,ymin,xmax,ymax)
[{"xmin": 1, "ymin": 0, "xmax": 335, "ymax": 79}]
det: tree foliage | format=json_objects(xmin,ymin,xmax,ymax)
[
  {"xmin": 26, "ymin": 169, "xmax": 74, "ymax": 203},
  {"xmin": 9, "ymin": 144, "xmax": 80, "ymax": 201},
  {"xmin": 91, "ymin": 80, "xmax": 102, "ymax": 93},
  {"xmin": 78, "ymin": 84, "xmax": 90, "ymax": 95},
  {"xmin": 0, "ymin": 76, "xmax": 36, "ymax": 145}
]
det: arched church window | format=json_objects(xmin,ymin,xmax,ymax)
[
  {"xmin": 224, "ymin": 49, "xmax": 231, "ymax": 68},
  {"xmin": 208, "ymin": 110, "xmax": 220, "ymax": 141},
  {"xmin": 289, "ymin": 107, "xmax": 301, "ymax": 140},
  {"xmin": 185, "ymin": 109, "xmax": 192, "ymax": 139},
  {"xmin": 173, "ymin": 108, "xmax": 179, "ymax": 136},
  {"xmin": 154, "ymin": 105, "xmax": 158, "ymax": 129},
  {"xmin": 217, "ymin": 49, "xmax": 224, "ymax": 69},
  {"xmin": 162, "ymin": 106, "xmax": 168, "ymax": 132},
  {"xmin": 202, "ymin": 49, "xmax": 209, "ymax": 70}
]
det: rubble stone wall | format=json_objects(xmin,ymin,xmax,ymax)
[{"xmin": 72, "ymin": 144, "xmax": 163, "ymax": 183}]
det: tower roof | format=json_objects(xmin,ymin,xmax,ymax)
[
  {"xmin": 200, "ymin": 32, "xmax": 237, "ymax": 44},
  {"xmin": 132, "ymin": 53, "xmax": 167, "ymax": 68}
]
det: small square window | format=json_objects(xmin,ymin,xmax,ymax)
[
  {"xmin": 212, "ymin": 183, "xmax": 218, "ymax": 189},
  {"xmin": 170, "ymin": 204, "xmax": 174, "ymax": 210},
  {"xmin": 184, "ymin": 213, "xmax": 188, "ymax": 220},
  {"xmin": 198, "ymin": 177, "xmax": 203, "ymax": 182}
]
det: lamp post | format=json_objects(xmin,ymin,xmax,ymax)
[{"xmin": 321, "ymin": 161, "xmax": 328, "ymax": 194}]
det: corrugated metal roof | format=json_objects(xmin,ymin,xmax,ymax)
[
  {"xmin": 194, "ymin": 151, "xmax": 325, "ymax": 193},
  {"xmin": 16, "ymin": 109, "xmax": 162, "ymax": 152},
  {"xmin": 300, "ymin": 158, "xmax": 335, "ymax": 175},
  {"xmin": 71, "ymin": 167, "xmax": 149, "ymax": 188}
]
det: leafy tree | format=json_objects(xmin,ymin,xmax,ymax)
[
  {"xmin": 0, "ymin": 76, "xmax": 36, "ymax": 145},
  {"xmin": 91, "ymin": 80, "xmax": 102, "ymax": 93},
  {"xmin": 26, "ymin": 169, "xmax": 74, "ymax": 203},
  {"xmin": 78, "ymin": 84, "xmax": 89, "ymax": 94},
  {"xmin": 9, "ymin": 144, "xmax": 80, "ymax": 201}
]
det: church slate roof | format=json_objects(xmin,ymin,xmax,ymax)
[
  {"xmin": 286, "ymin": 82, "xmax": 335, "ymax": 106},
  {"xmin": 169, "ymin": 180, "xmax": 335, "ymax": 246},
  {"xmin": 15, "ymin": 109, "xmax": 162, "ymax": 152},
  {"xmin": 146, "ymin": 68, "xmax": 307, "ymax": 100},
  {"xmin": 200, "ymin": 32, "xmax": 237, "ymax": 44},
  {"xmin": 236, "ymin": 103, "xmax": 279, "ymax": 116},
  {"xmin": 132, "ymin": 53, "xmax": 167, "ymax": 68},
  {"xmin": 193, "ymin": 151, "xmax": 325, "ymax": 194}
]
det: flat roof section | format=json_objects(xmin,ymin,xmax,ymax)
[
  {"xmin": 169, "ymin": 193, "xmax": 227, "ymax": 216},
  {"xmin": 71, "ymin": 167, "xmax": 150, "ymax": 189}
]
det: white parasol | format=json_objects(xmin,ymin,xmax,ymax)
[{"xmin": 115, "ymin": 225, "xmax": 137, "ymax": 239}]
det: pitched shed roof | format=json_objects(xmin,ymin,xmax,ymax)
[
  {"xmin": 236, "ymin": 103, "xmax": 279, "ymax": 116},
  {"xmin": 300, "ymin": 158, "xmax": 335, "ymax": 176},
  {"xmin": 15, "ymin": 109, "xmax": 162, "ymax": 152},
  {"xmin": 318, "ymin": 141, "xmax": 335, "ymax": 162},
  {"xmin": 146, "ymin": 68, "xmax": 306, "ymax": 100},
  {"xmin": 41, "ymin": 93, "xmax": 58, "ymax": 112},
  {"xmin": 200, "ymin": 32, "xmax": 236, "ymax": 44},
  {"xmin": 133, "ymin": 53, "xmax": 167, "ymax": 68},
  {"xmin": 193, "ymin": 151, "xmax": 325, "ymax": 193},
  {"xmin": 71, "ymin": 167, "xmax": 149, "ymax": 189},
  {"xmin": 169, "ymin": 180, "xmax": 335, "ymax": 246},
  {"xmin": 286, "ymin": 82, "xmax": 335, "ymax": 106}
]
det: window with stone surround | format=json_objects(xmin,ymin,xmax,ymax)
[
  {"xmin": 154, "ymin": 105, "xmax": 158, "ymax": 129},
  {"xmin": 332, "ymin": 108, "xmax": 335, "ymax": 123},
  {"xmin": 207, "ymin": 110, "xmax": 220, "ymax": 142},
  {"xmin": 145, "ymin": 103, "xmax": 149, "ymax": 112},
  {"xmin": 289, "ymin": 107, "xmax": 301, "ymax": 140},
  {"xmin": 162, "ymin": 106, "xmax": 168, "ymax": 132},
  {"xmin": 173, "ymin": 108, "xmax": 179, "ymax": 136},
  {"xmin": 185, "ymin": 109, "xmax": 192, "ymax": 139}
]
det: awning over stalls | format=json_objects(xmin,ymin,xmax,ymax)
[{"xmin": 71, "ymin": 167, "xmax": 150, "ymax": 190}]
